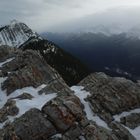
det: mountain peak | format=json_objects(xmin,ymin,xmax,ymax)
[
  {"xmin": 10, "ymin": 19, "xmax": 19, "ymax": 26},
  {"xmin": 0, "ymin": 21, "xmax": 38, "ymax": 47}
]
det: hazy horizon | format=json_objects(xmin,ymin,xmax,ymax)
[{"xmin": 1, "ymin": 0, "xmax": 140, "ymax": 32}]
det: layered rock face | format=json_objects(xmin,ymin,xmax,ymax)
[
  {"xmin": 0, "ymin": 20, "xmax": 38, "ymax": 47},
  {"xmin": 78, "ymin": 72, "xmax": 140, "ymax": 139},
  {"xmin": 0, "ymin": 47, "xmax": 63, "ymax": 95},
  {"xmin": 79, "ymin": 72, "xmax": 140, "ymax": 123}
]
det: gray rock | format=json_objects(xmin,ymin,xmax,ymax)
[
  {"xmin": 0, "ymin": 46, "xmax": 10, "ymax": 61},
  {"xmin": 42, "ymin": 97, "xmax": 76, "ymax": 132},
  {"xmin": 11, "ymin": 108, "xmax": 57, "ymax": 140},
  {"xmin": 79, "ymin": 72, "xmax": 140, "ymax": 123},
  {"xmin": 62, "ymin": 124, "xmax": 81, "ymax": 140},
  {"xmin": 0, "ymin": 100, "xmax": 19, "ymax": 123},
  {"xmin": 10, "ymin": 92, "xmax": 34, "ymax": 100},
  {"xmin": 120, "ymin": 113, "xmax": 140, "ymax": 129},
  {"xmin": 83, "ymin": 124, "xmax": 111, "ymax": 140},
  {"xmin": 1, "ymin": 46, "xmax": 140, "ymax": 140},
  {"xmin": 1, "ymin": 50, "xmax": 63, "ymax": 95},
  {"xmin": 109, "ymin": 121, "xmax": 136, "ymax": 140}
]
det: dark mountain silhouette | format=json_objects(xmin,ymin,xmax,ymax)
[
  {"xmin": 20, "ymin": 38, "xmax": 89, "ymax": 85},
  {"xmin": 43, "ymin": 32, "xmax": 140, "ymax": 81}
]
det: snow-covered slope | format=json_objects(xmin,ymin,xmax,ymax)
[
  {"xmin": 72, "ymin": 86, "xmax": 140, "ymax": 140},
  {"xmin": 0, "ymin": 56, "xmax": 59, "ymax": 129},
  {"xmin": 0, "ymin": 20, "xmax": 39, "ymax": 47}
]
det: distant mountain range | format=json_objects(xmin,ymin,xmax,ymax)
[
  {"xmin": 43, "ymin": 32, "xmax": 140, "ymax": 81},
  {"xmin": 47, "ymin": 7, "xmax": 140, "ymax": 38},
  {"xmin": 1, "ymin": 20, "xmax": 140, "ymax": 139},
  {"xmin": 0, "ymin": 21, "xmax": 89, "ymax": 85}
]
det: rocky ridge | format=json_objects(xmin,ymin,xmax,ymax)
[
  {"xmin": 21, "ymin": 39, "xmax": 89, "ymax": 86},
  {"xmin": 78, "ymin": 72, "xmax": 140, "ymax": 139},
  {"xmin": 0, "ymin": 21, "xmax": 89, "ymax": 86},
  {"xmin": 0, "ymin": 21, "xmax": 140, "ymax": 140},
  {"xmin": 0, "ymin": 46, "xmax": 140, "ymax": 140}
]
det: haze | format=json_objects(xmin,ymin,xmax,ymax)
[{"xmin": 0, "ymin": 0, "xmax": 140, "ymax": 32}]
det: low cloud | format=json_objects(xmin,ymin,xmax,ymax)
[{"xmin": 0, "ymin": 0, "xmax": 140, "ymax": 32}]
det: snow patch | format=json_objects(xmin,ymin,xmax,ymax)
[
  {"xmin": 51, "ymin": 134, "xmax": 62, "ymax": 139},
  {"xmin": 113, "ymin": 108, "xmax": 140, "ymax": 122},
  {"xmin": 0, "ymin": 57, "xmax": 15, "ymax": 67},
  {"xmin": 0, "ymin": 77, "xmax": 57, "ymax": 128},
  {"xmin": 11, "ymin": 86, "xmax": 57, "ymax": 117},
  {"xmin": 114, "ymin": 108, "xmax": 140, "ymax": 140},
  {"xmin": 71, "ymin": 86, "xmax": 109, "ymax": 129},
  {"xmin": 126, "ymin": 126, "xmax": 140, "ymax": 140}
]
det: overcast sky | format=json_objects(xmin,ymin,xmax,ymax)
[{"xmin": 1, "ymin": 0, "xmax": 140, "ymax": 32}]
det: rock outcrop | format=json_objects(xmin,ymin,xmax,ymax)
[
  {"xmin": 0, "ymin": 99, "xmax": 19, "ymax": 123},
  {"xmin": 79, "ymin": 72, "xmax": 140, "ymax": 124},
  {"xmin": 0, "ymin": 46, "xmax": 138, "ymax": 140},
  {"xmin": 0, "ymin": 46, "xmax": 63, "ymax": 95},
  {"xmin": 0, "ymin": 21, "xmax": 90, "ymax": 86},
  {"xmin": 120, "ymin": 113, "xmax": 140, "ymax": 129},
  {"xmin": 21, "ymin": 39, "xmax": 89, "ymax": 86}
]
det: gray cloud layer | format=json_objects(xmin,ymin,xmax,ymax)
[{"xmin": 0, "ymin": 0, "xmax": 140, "ymax": 32}]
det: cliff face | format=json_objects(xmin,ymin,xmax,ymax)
[{"xmin": 0, "ymin": 20, "xmax": 38, "ymax": 47}]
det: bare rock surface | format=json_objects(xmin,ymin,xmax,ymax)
[
  {"xmin": 110, "ymin": 121, "xmax": 136, "ymax": 140},
  {"xmin": 120, "ymin": 113, "xmax": 140, "ymax": 129},
  {"xmin": 0, "ymin": 47, "xmax": 139, "ymax": 140},
  {"xmin": 0, "ymin": 99, "xmax": 19, "ymax": 123},
  {"xmin": 0, "ymin": 47, "xmax": 63, "ymax": 95},
  {"xmin": 79, "ymin": 72, "xmax": 140, "ymax": 124},
  {"xmin": 10, "ymin": 92, "xmax": 34, "ymax": 100}
]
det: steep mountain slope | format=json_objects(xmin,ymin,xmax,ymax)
[
  {"xmin": 0, "ymin": 20, "xmax": 38, "ymax": 47},
  {"xmin": 44, "ymin": 32, "xmax": 140, "ymax": 81},
  {"xmin": 20, "ymin": 39, "xmax": 89, "ymax": 85},
  {"xmin": 0, "ymin": 21, "xmax": 89, "ymax": 85},
  {"xmin": 1, "ymin": 21, "xmax": 140, "ymax": 139},
  {"xmin": 0, "ymin": 45, "xmax": 139, "ymax": 140}
]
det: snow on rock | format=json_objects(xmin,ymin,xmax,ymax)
[
  {"xmin": 113, "ymin": 108, "xmax": 140, "ymax": 122},
  {"xmin": 113, "ymin": 108, "xmax": 140, "ymax": 140},
  {"xmin": 51, "ymin": 134, "xmax": 62, "ymax": 139},
  {"xmin": 10, "ymin": 86, "xmax": 57, "ymax": 117},
  {"xmin": 0, "ymin": 57, "xmax": 15, "ymax": 67},
  {"xmin": 127, "ymin": 126, "xmax": 140, "ymax": 140},
  {"xmin": 71, "ymin": 86, "xmax": 140, "ymax": 140},
  {"xmin": 0, "ymin": 21, "xmax": 39, "ymax": 48},
  {"xmin": 0, "ymin": 77, "xmax": 57, "ymax": 128},
  {"xmin": 71, "ymin": 86, "xmax": 109, "ymax": 129}
]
